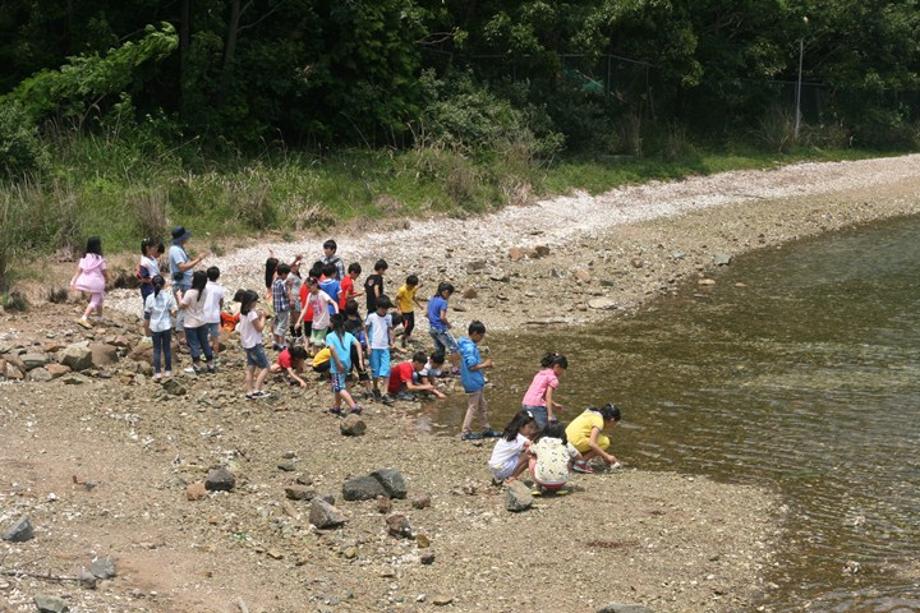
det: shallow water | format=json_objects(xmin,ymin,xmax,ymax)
[{"xmin": 427, "ymin": 213, "xmax": 920, "ymax": 610}]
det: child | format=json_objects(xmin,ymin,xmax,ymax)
[
  {"xmin": 415, "ymin": 351, "xmax": 446, "ymax": 387},
  {"xmin": 522, "ymin": 352, "xmax": 568, "ymax": 429},
  {"xmin": 264, "ymin": 254, "xmax": 279, "ymax": 302},
  {"xmin": 364, "ymin": 295, "xmax": 395, "ymax": 404},
  {"xmin": 311, "ymin": 346, "xmax": 331, "ymax": 375},
  {"xmin": 426, "ymin": 282, "xmax": 459, "ymax": 358},
  {"xmin": 203, "ymin": 266, "xmax": 226, "ymax": 358},
  {"xmin": 529, "ymin": 423, "xmax": 580, "ymax": 493},
  {"xmin": 325, "ymin": 313, "xmax": 364, "ymax": 416},
  {"xmin": 458, "ymin": 321, "xmax": 499, "ymax": 440},
  {"xmin": 395, "ymin": 274, "xmax": 423, "ymax": 348},
  {"xmin": 565, "ymin": 404, "xmax": 622, "ymax": 473},
  {"xmin": 236, "ymin": 289, "xmax": 270, "ymax": 399},
  {"xmin": 287, "ymin": 256, "xmax": 304, "ymax": 339},
  {"xmin": 339, "ymin": 262, "xmax": 363, "ymax": 311},
  {"xmin": 322, "ymin": 239, "xmax": 346, "ymax": 280},
  {"xmin": 271, "ymin": 263, "xmax": 292, "ymax": 350},
  {"xmin": 137, "ymin": 238, "xmax": 161, "ymax": 315},
  {"xmin": 319, "ymin": 263, "xmax": 341, "ymax": 314},
  {"xmin": 364, "ymin": 259, "xmax": 388, "ymax": 313},
  {"xmin": 488, "ymin": 409, "xmax": 539, "ymax": 483},
  {"xmin": 297, "ymin": 278, "xmax": 338, "ymax": 355},
  {"xmin": 270, "ymin": 345, "xmax": 309, "ymax": 388},
  {"xmin": 387, "ymin": 351, "xmax": 447, "ymax": 400},
  {"xmin": 70, "ymin": 236, "xmax": 109, "ymax": 328},
  {"xmin": 177, "ymin": 270, "xmax": 215, "ymax": 374},
  {"xmin": 143, "ymin": 275, "xmax": 177, "ymax": 380},
  {"xmin": 343, "ymin": 299, "xmax": 373, "ymax": 399}
]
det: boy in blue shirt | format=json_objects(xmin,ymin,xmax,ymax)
[
  {"xmin": 319, "ymin": 263, "xmax": 341, "ymax": 314},
  {"xmin": 326, "ymin": 314, "xmax": 364, "ymax": 416},
  {"xmin": 457, "ymin": 320, "xmax": 500, "ymax": 441},
  {"xmin": 426, "ymin": 281, "xmax": 460, "ymax": 357}
]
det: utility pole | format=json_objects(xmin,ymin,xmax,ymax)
[{"xmin": 794, "ymin": 16, "xmax": 809, "ymax": 140}]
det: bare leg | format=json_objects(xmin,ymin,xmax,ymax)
[
  {"xmin": 254, "ymin": 367, "xmax": 269, "ymax": 392},
  {"xmin": 245, "ymin": 366, "xmax": 255, "ymax": 393},
  {"xmin": 339, "ymin": 389, "xmax": 357, "ymax": 410}
]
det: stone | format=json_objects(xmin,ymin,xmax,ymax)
[
  {"xmin": 342, "ymin": 475, "xmax": 386, "ymax": 501},
  {"xmin": 33, "ymin": 595, "xmax": 69, "ymax": 613},
  {"xmin": 89, "ymin": 556, "xmax": 116, "ymax": 580},
  {"xmin": 285, "ymin": 486, "xmax": 315, "ymax": 501},
  {"xmin": 4, "ymin": 362, "xmax": 24, "ymax": 380},
  {"xmin": 671, "ymin": 251, "xmax": 687, "ymax": 260},
  {"xmin": 489, "ymin": 273, "xmax": 510, "ymax": 283},
  {"xmin": 505, "ymin": 481, "xmax": 534, "ymax": 512},
  {"xmin": 204, "ymin": 467, "xmax": 235, "ymax": 492},
  {"xmin": 462, "ymin": 288, "xmax": 478, "ymax": 299},
  {"xmin": 596, "ymin": 603, "xmax": 652, "ymax": 613},
  {"xmin": 532, "ymin": 245, "xmax": 551, "ymax": 258},
  {"xmin": 2, "ymin": 516, "xmax": 34, "ymax": 542},
  {"xmin": 508, "ymin": 247, "xmax": 526, "ymax": 261},
  {"xmin": 416, "ymin": 533, "xmax": 431, "ymax": 548},
  {"xmin": 630, "ymin": 257, "xmax": 644, "ymax": 268},
  {"xmin": 432, "ymin": 595, "xmax": 454, "ymax": 606},
  {"xmin": 89, "ymin": 343, "xmax": 118, "ymax": 368},
  {"xmin": 62, "ymin": 374, "xmax": 88, "ymax": 385},
  {"xmin": 376, "ymin": 495, "xmax": 393, "ymax": 514},
  {"xmin": 20, "ymin": 352, "xmax": 49, "ymax": 370},
  {"xmin": 713, "ymin": 253, "xmax": 733, "ymax": 266},
  {"xmin": 186, "ymin": 481, "xmax": 207, "ymax": 501},
  {"xmin": 420, "ymin": 551, "xmax": 435, "ymax": 565},
  {"xmin": 162, "ymin": 378, "xmax": 186, "ymax": 396},
  {"xmin": 466, "ymin": 259, "xmax": 487, "ymax": 272},
  {"xmin": 45, "ymin": 363, "xmax": 71, "ymax": 379},
  {"xmin": 410, "ymin": 493, "xmax": 431, "ymax": 510},
  {"xmin": 78, "ymin": 568, "xmax": 97, "ymax": 589},
  {"xmin": 587, "ymin": 297, "xmax": 618, "ymax": 311},
  {"xmin": 339, "ymin": 415, "xmax": 366, "ymax": 436},
  {"xmin": 371, "ymin": 468, "xmax": 407, "ymax": 499},
  {"xmin": 60, "ymin": 342, "xmax": 93, "ymax": 371},
  {"xmin": 574, "ymin": 269, "xmax": 592, "ymax": 283},
  {"xmin": 698, "ymin": 278, "xmax": 716, "ymax": 286},
  {"xmin": 277, "ymin": 461, "xmax": 296, "ymax": 472},
  {"xmin": 295, "ymin": 474, "xmax": 314, "ymax": 486},
  {"xmin": 310, "ymin": 499, "xmax": 346, "ymax": 529},
  {"xmin": 343, "ymin": 546, "xmax": 358, "ymax": 559},
  {"xmin": 386, "ymin": 513, "xmax": 413, "ymax": 538},
  {"xmin": 27, "ymin": 367, "xmax": 53, "ymax": 382}
]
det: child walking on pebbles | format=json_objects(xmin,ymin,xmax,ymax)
[
  {"xmin": 325, "ymin": 314, "xmax": 364, "ymax": 415},
  {"xmin": 70, "ymin": 237, "xmax": 108, "ymax": 328},
  {"xmin": 143, "ymin": 275, "xmax": 177, "ymax": 380},
  {"xmin": 236, "ymin": 290, "xmax": 271, "ymax": 399},
  {"xmin": 488, "ymin": 409, "xmax": 539, "ymax": 483}
]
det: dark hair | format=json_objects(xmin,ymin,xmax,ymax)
[
  {"xmin": 330, "ymin": 312, "xmax": 346, "ymax": 342},
  {"xmin": 156, "ymin": 240, "xmax": 165, "ymax": 256},
  {"xmin": 429, "ymin": 351, "xmax": 445, "ymax": 365},
  {"xmin": 277, "ymin": 263, "xmax": 291, "ymax": 276},
  {"xmin": 502, "ymin": 409, "xmax": 537, "ymax": 441},
  {"xmin": 191, "ymin": 270, "xmax": 208, "ymax": 301},
  {"xmin": 591, "ymin": 403, "xmax": 622, "ymax": 422},
  {"xmin": 207, "ymin": 266, "xmax": 220, "ymax": 282},
  {"xmin": 540, "ymin": 422, "xmax": 568, "ymax": 443},
  {"xmin": 141, "ymin": 237, "xmax": 156, "ymax": 256},
  {"xmin": 468, "ymin": 320, "xmax": 486, "ymax": 335},
  {"xmin": 85, "ymin": 236, "xmax": 102, "ymax": 256},
  {"xmin": 290, "ymin": 346, "xmax": 308, "ymax": 361},
  {"xmin": 411, "ymin": 350, "xmax": 427, "ymax": 364},
  {"xmin": 344, "ymin": 298, "xmax": 360, "ymax": 317},
  {"xmin": 540, "ymin": 352, "xmax": 568, "ymax": 369},
  {"xmin": 323, "ymin": 239, "xmax": 337, "ymax": 252},
  {"xmin": 265, "ymin": 258, "xmax": 279, "ymax": 289},
  {"xmin": 406, "ymin": 274, "xmax": 419, "ymax": 286},
  {"xmin": 238, "ymin": 289, "xmax": 259, "ymax": 315},
  {"xmin": 435, "ymin": 281, "xmax": 454, "ymax": 297},
  {"xmin": 322, "ymin": 263, "xmax": 336, "ymax": 278},
  {"xmin": 309, "ymin": 260, "xmax": 324, "ymax": 278},
  {"xmin": 374, "ymin": 259, "xmax": 388, "ymax": 272},
  {"xmin": 375, "ymin": 295, "xmax": 392, "ymax": 310},
  {"xmin": 347, "ymin": 262, "xmax": 362, "ymax": 275},
  {"xmin": 152, "ymin": 275, "xmax": 166, "ymax": 298}
]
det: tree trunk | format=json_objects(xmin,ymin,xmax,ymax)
[
  {"xmin": 179, "ymin": 0, "xmax": 191, "ymax": 116},
  {"xmin": 220, "ymin": 0, "xmax": 242, "ymax": 102}
]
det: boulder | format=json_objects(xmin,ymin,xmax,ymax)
[
  {"xmin": 204, "ymin": 467, "xmax": 235, "ymax": 492},
  {"xmin": 20, "ymin": 352, "xmax": 49, "ymax": 370},
  {"xmin": 60, "ymin": 343, "xmax": 93, "ymax": 371},
  {"xmin": 89, "ymin": 343, "xmax": 118, "ymax": 368},
  {"xmin": 27, "ymin": 367, "xmax": 53, "ymax": 382},
  {"xmin": 339, "ymin": 414, "xmax": 366, "ymax": 436},
  {"xmin": 504, "ymin": 481, "xmax": 533, "ymax": 512},
  {"xmin": 342, "ymin": 475, "xmax": 387, "ymax": 501},
  {"xmin": 597, "ymin": 604, "xmax": 652, "ymax": 613},
  {"xmin": 33, "ymin": 595, "xmax": 69, "ymax": 613},
  {"xmin": 2, "ymin": 516, "xmax": 34, "ymax": 542},
  {"xmin": 386, "ymin": 513, "xmax": 413, "ymax": 538},
  {"xmin": 371, "ymin": 468, "xmax": 407, "ymax": 499},
  {"xmin": 89, "ymin": 556, "xmax": 117, "ymax": 580},
  {"xmin": 309, "ymin": 499, "xmax": 346, "ymax": 529}
]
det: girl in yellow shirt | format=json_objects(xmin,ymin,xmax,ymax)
[{"xmin": 564, "ymin": 404, "xmax": 622, "ymax": 474}]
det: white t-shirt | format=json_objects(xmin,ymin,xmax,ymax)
[
  {"xmin": 179, "ymin": 288, "xmax": 208, "ymax": 328},
  {"xmin": 488, "ymin": 433, "xmax": 530, "ymax": 472},
  {"xmin": 203, "ymin": 281, "xmax": 226, "ymax": 324},
  {"xmin": 530, "ymin": 436, "xmax": 579, "ymax": 486},
  {"xmin": 140, "ymin": 255, "xmax": 160, "ymax": 278},
  {"xmin": 144, "ymin": 291, "xmax": 177, "ymax": 333},
  {"xmin": 238, "ymin": 311, "xmax": 263, "ymax": 349},
  {"xmin": 364, "ymin": 312, "xmax": 393, "ymax": 350},
  {"xmin": 307, "ymin": 290, "xmax": 335, "ymax": 329}
]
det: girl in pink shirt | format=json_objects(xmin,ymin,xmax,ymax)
[
  {"xmin": 521, "ymin": 352, "xmax": 568, "ymax": 429},
  {"xmin": 69, "ymin": 236, "xmax": 109, "ymax": 328}
]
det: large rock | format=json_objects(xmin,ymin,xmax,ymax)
[
  {"xmin": 4, "ymin": 362, "xmax": 24, "ymax": 380},
  {"xmin": 89, "ymin": 343, "xmax": 118, "ymax": 368},
  {"xmin": 60, "ymin": 343, "xmax": 93, "ymax": 371},
  {"xmin": 339, "ymin": 414, "xmax": 366, "ymax": 436},
  {"xmin": 309, "ymin": 498, "xmax": 346, "ymax": 529},
  {"xmin": 596, "ymin": 604, "xmax": 652, "ymax": 613},
  {"xmin": 2, "ymin": 516, "xmax": 34, "ymax": 542},
  {"xmin": 45, "ymin": 363, "xmax": 71, "ymax": 379},
  {"xmin": 504, "ymin": 481, "xmax": 533, "ymax": 512},
  {"xmin": 162, "ymin": 378, "xmax": 186, "ymax": 396},
  {"xmin": 33, "ymin": 595, "xmax": 69, "ymax": 613},
  {"xmin": 371, "ymin": 469, "xmax": 407, "ymax": 499},
  {"xmin": 20, "ymin": 352, "xmax": 49, "ymax": 371},
  {"xmin": 27, "ymin": 367, "xmax": 53, "ymax": 382},
  {"xmin": 342, "ymin": 475, "xmax": 387, "ymax": 501},
  {"xmin": 204, "ymin": 467, "xmax": 236, "ymax": 492}
]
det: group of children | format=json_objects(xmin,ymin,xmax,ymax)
[{"xmin": 67, "ymin": 229, "xmax": 624, "ymax": 480}]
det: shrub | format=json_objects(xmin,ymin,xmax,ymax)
[
  {"xmin": 0, "ymin": 103, "xmax": 48, "ymax": 177},
  {"xmin": 756, "ymin": 106, "xmax": 796, "ymax": 153},
  {"xmin": 227, "ymin": 173, "xmax": 276, "ymax": 230},
  {"xmin": 132, "ymin": 188, "xmax": 169, "ymax": 243}
]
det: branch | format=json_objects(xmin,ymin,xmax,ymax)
[
  {"xmin": 416, "ymin": 32, "xmax": 455, "ymax": 46},
  {"xmin": 1, "ymin": 568, "xmax": 84, "ymax": 584},
  {"xmin": 238, "ymin": 1, "xmax": 285, "ymax": 34}
]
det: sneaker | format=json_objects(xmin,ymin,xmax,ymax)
[
  {"xmin": 328, "ymin": 407, "xmax": 344, "ymax": 416},
  {"xmin": 380, "ymin": 394, "xmax": 394, "ymax": 406},
  {"xmin": 480, "ymin": 428, "xmax": 501, "ymax": 438},
  {"xmin": 461, "ymin": 432, "xmax": 483, "ymax": 441},
  {"xmin": 372, "ymin": 389, "xmax": 383, "ymax": 401},
  {"xmin": 245, "ymin": 392, "xmax": 256, "ymax": 400},
  {"xmin": 206, "ymin": 364, "xmax": 216, "ymax": 374},
  {"xmin": 252, "ymin": 390, "xmax": 271, "ymax": 399},
  {"xmin": 349, "ymin": 405, "xmax": 363, "ymax": 415},
  {"xmin": 183, "ymin": 366, "xmax": 197, "ymax": 374},
  {"xmin": 152, "ymin": 373, "xmax": 162, "ymax": 382},
  {"xmin": 76, "ymin": 318, "xmax": 92, "ymax": 329},
  {"xmin": 572, "ymin": 461, "xmax": 594, "ymax": 474},
  {"xmin": 163, "ymin": 371, "xmax": 173, "ymax": 379}
]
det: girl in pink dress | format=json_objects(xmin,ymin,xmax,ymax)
[{"xmin": 70, "ymin": 237, "xmax": 109, "ymax": 327}]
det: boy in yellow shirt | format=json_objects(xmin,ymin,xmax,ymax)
[{"xmin": 395, "ymin": 274, "xmax": 423, "ymax": 348}]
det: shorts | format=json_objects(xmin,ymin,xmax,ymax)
[
  {"xmin": 490, "ymin": 456, "xmax": 521, "ymax": 481},
  {"xmin": 207, "ymin": 322, "xmax": 221, "ymax": 340},
  {"xmin": 273, "ymin": 310, "xmax": 290, "ymax": 337},
  {"xmin": 369, "ymin": 348, "xmax": 391, "ymax": 378},
  {"xmin": 244, "ymin": 345, "xmax": 269, "ymax": 369},
  {"xmin": 522, "ymin": 404, "xmax": 548, "ymax": 429},
  {"xmin": 310, "ymin": 326, "xmax": 327, "ymax": 346},
  {"xmin": 330, "ymin": 372, "xmax": 347, "ymax": 393}
]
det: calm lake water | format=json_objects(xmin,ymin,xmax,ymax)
[{"xmin": 428, "ymin": 213, "xmax": 920, "ymax": 611}]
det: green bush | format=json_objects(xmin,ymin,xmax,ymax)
[{"xmin": 0, "ymin": 103, "xmax": 48, "ymax": 177}]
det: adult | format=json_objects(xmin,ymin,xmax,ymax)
[
  {"xmin": 322, "ymin": 239, "xmax": 346, "ymax": 281},
  {"xmin": 168, "ymin": 226, "xmax": 206, "ymax": 340}
]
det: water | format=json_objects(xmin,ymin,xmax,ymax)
[{"xmin": 427, "ymin": 214, "xmax": 920, "ymax": 611}]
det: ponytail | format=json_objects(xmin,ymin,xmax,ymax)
[
  {"xmin": 152, "ymin": 275, "xmax": 165, "ymax": 298},
  {"xmin": 540, "ymin": 352, "xmax": 568, "ymax": 369},
  {"xmin": 591, "ymin": 403, "xmax": 622, "ymax": 422}
]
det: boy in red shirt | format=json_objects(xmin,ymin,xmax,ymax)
[
  {"xmin": 270, "ymin": 346, "xmax": 309, "ymax": 388},
  {"xmin": 339, "ymin": 262, "xmax": 363, "ymax": 311},
  {"xmin": 387, "ymin": 351, "xmax": 447, "ymax": 400}
]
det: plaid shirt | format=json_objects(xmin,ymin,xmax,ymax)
[{"xmin": 272, "ymin": 278, "xmax": 290, "ymax": 312}]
